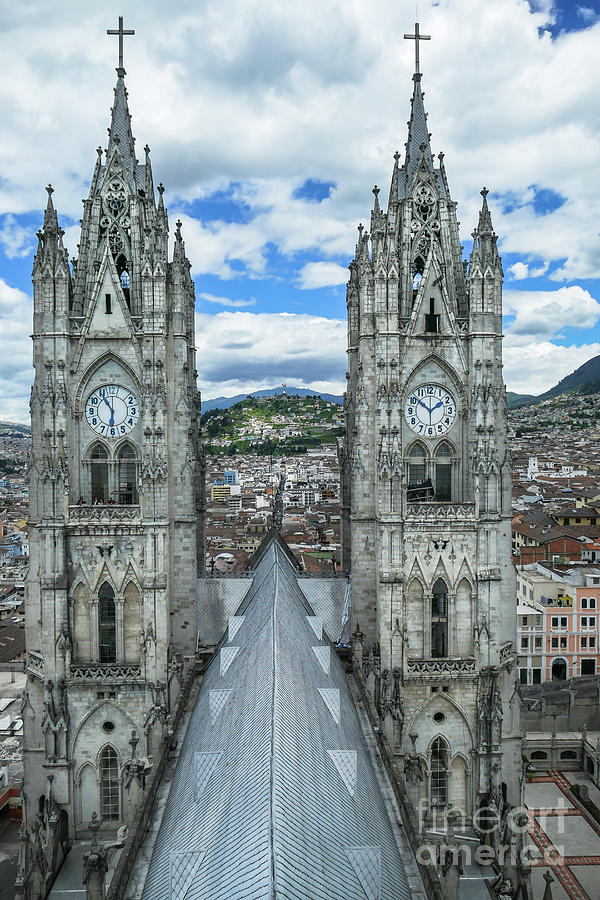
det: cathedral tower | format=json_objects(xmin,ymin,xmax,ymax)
[
  {"xmin": 19, "ymin": 20, "xmax": 203, "ymax": 896},
  {"xmin": 341, "ymin": 29, "xmax": 521, "ymax": 820}
]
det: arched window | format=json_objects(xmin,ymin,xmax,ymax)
[
  {"xmin": 99, "ymin": 746, "xmax": 120, "ymax": 821},
  {"xmin": 430, "ymin": 738, "xmax": 448, "ymax": 807},
  {"xmin": 116, "ymin": 255, "xmax": 130, "ymax": 307},
  {"xmin": 431, "ymin": 578, "xmax": 448, "ymax": 658},
  {"xmin": 90, "ymin": 443, "xmax": 109, "ymax": 503},
  {"xmin": 435, "ymin": 442, "xmax": 452, "ymax": 502},
  {"xmin": 98, "ymin": 583, "xmax": 116, "ymax": 663},
  {"xmin": 117, "ymin": 443, "xmax": 138, "ymax": 505},
  {"xmin": 552, "ymin": 657, "xmax": 567, "ymax": 681},
  {"xmin": 412, "ymin": 256, "xmax": 424, "ymax": 300},
  {"xmin": 407, "ymin": 443, "xmax": 430, "ymax": 502}
]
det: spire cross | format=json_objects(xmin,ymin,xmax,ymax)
[
  {"xmin": 403, "ymin": 22, "xmax": 431, "ymax": 75},
  {"xmin": 107, "ymin": 15, "xmax": 135, "ymax": 74}
]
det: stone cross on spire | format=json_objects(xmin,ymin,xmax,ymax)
[
  {"xmin": 403, "ymin": 22, "xmax": 431, "ymax": 76},
  {"xmin": 107, "ymin": 15, "xmax": 135, "ymax": 75}
]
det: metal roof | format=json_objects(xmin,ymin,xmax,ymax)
[{"xmin": 141, "ymin": 534, "xmax": 416, "ymax": 899}]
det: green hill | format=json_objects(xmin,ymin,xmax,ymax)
[{"xmin": 202, "ymin": 394, "xmax": 344, "ymax": 455}]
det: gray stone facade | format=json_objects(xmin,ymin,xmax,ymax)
[
  {"xmin": 17, "ymin": 63, "xmax": 203, "ymax": 898},
  {"xmin": 341, "ymin": 70, "xmax": 522, "ymax": 821}
]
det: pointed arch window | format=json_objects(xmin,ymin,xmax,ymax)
[
  {"xmin": 117, "ymin": 443, "xmax": 138, "ymax": 505},
  {"xmin": 90, "ymin": 443, "xmax": 109, "ymax": 503},
  {"xmin": 435, "ymin": 442, "xmax": 453, "ymax": 502},
  {"xmin": 99, "ymin": 746, "xmax": 120, "ymax": 821},
  {"xmin": 408, "ymin": 442, "xmax": 427, "ymax": 485},
  {"xmin": 431, "ymin": 578, "xmax": 448, "ymax": 658},
  {"xmin": 430, "ymin": 738, "xmax": 449, "ymax": 807},
  {"xmin": 412, "ymin": 256, "xmax": 424, "ymax": 301},
  {"xmin": 115, "ymin": 254, "xmax": 130, "ymax": 307},
  {"xmin": 98, "ymin": 582, "xmax": 116, "ymax": 663}
]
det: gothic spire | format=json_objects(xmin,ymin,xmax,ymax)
[
  {"xmin": 404, "ymin": 74, "xmax": 433, "ymax": 185},
  {"xmin": 107, "ymin": 71, "xmax": 137, "ymax": 177},
  {"xmin": 471, "ymin": 187, "xmax": 501, "ymax": 269},
  {"xmin": 42, "ymin": 185, "xmax": 58, "ymax": 233}
]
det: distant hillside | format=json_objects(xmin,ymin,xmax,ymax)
[
  {"xmin": 202, "ymin": 394, "xmax": 344, "ymax": 455},
  {"xmin": 507, "ymin": 392, "xmax": 536, "ymax": 410},
  {"xmin": 0, "ymin": 422, "xmax": 31, "ymax": 435},
  {"xmin": 508, "ymin": 355, "xmax": 600, "ymax": 410},
  {"xmin": 202, "ymin": 386, "xmax": 343, "ymax": 413},
  {"xmin": 537, "ymin": 355, "xmax": 600, "ymax": 401}
]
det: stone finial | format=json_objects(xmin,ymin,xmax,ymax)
[
  {"xmin": 481, "ymin": 187, "xmax": 489, "ymax": 200},
  {"xmin": 46, "ymin": 184, "xmax": 54, "ymax": 197},
  {"xmin": 393, "ymin": 150, "xmax": 400, "ymax": 163}
]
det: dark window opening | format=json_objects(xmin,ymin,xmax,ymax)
[
  {"xmin": 98, "ymin": 582, "xmax": 116, "ymax": 663},
  {"xmin": 91, "ymin": 443, "xmax": 109, "ymax": 503},
  {"xmin": 531, "ymin": 750, "xmax": 548, "ymax": 760},
  {"xmin": 118, "ymin": 443, "xmax": 138, "ymax": 505},
  {"xmin": 431, "ymin": 579, "xmax": 448, "ymax": 658},
  {"xmin": 407, "ymin": 443, "xmax": 433, "ymax": 502},
  {"xmin": 412, "ymin": 257, "xmax": 424, "ymax": 303},
  {"xmin": 115, "ymin": 255, "xmax": 130, "ymax": 307},
  {"xmin": 105, "ymin": 293, "xmax": 112, "ymax": 314},
  {"xmin": 532, "ymin": 668, "xmax": 541, "ymax": 684},
  {"xmin": 582, "ymin": 658, "xmax": 596, "ymax": 675},
  {"xmin": 425, "ymin": 297, "xmax": 440, "ymax": 333},
  {"xmin": 552, "ymin": 657, "xmax": 567, "ymax": 681},
  {"xmin": 435, "ymin": 442, "xmax": 452, "ymax": 502}
]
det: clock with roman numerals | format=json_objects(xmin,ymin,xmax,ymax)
[
  {"xmin": 404, "ymin": 384, "xmax": 456, "ymax": 437},
  {"xmin": 85, "ymin": 384, "xmax": 139, "ymax": 438}
]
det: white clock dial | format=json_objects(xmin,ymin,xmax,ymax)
[
  {"xmin": 85, "ymin": 384, "xmax": 139, "ymax": 438},
  {"xmin": 405, "ymin": 384, "xmax": 456, "ymax": 437}
]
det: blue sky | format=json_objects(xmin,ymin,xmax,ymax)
[{"xmin": 1, "ymin": 0, "xmax": 600, "ymax": 421}]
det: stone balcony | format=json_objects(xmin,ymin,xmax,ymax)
[
  {"xmin": 405, "ymin": 502, "xmax": 476, "ymax": 523},
  {"xmin": 69, "ymin": 662, "xmax": 142, "ymax": 681},
  {"xmin": 68, "ymin": 504, "xmax": 140, "ymax": 523},
  {"xmin": 406, "ymin": 656, "xmax": 476, "ymax": 680},
  {"xmin": 26, "ymin": 651, "xmax": 44, "ymax": 680}
]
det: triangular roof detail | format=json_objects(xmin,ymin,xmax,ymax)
[{"xmin": 139, "ymin": 533, "xmax": 416, "ymax": 899}]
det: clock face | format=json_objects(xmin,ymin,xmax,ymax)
[
  {"xmin": 85, "ymin": 384, "xmax": 139, "ymax": 438},
  {"xmin": 405, "ymin": 384, "xmax": 456, "ymax": 437}
]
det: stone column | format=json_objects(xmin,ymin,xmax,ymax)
[
  {"xmin": 448, "ymin": 590, "xmax": 456, "ymax": 657},
  {"xmin": 424, "ymin": 591, "xmax": 433, "ymax": 657},
  {"xmin": 115, "ymin": 597, "xmax": 125, "ymax": 661},
  {"xmin": 90, "ymin": 599, "xmax": 99, "ymax": 661}
]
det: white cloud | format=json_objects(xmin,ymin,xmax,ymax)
[
  {"xmin": 508, "ymin": 260, "xmax": 549, "ymax": 280},
  {"xmin": 297, "ymin": 261, "xmax": 348, "ymax": 289},
  {"xmin": 504, "ymin": 340, "xmax": 600, "ymax": 395},
  {"xmin": 1, "ymin": 0, "xmax": 599, "ymax": 284},
  {"xmin": 0, "ymin": 279, "xmax": 33, "ymax": 424},
  {"xmin": 0, "ymin": 215, "xmax": 35, "ymax": 259},
  {"xmin": 198, "ymin": 292, "xmax": 256, "ymax": 308},
  {"xmin": 195, "ymin": 311, "xmax": 346, "ymax": 399},
  {"xmin": 577, "ymin": 6, "xmax": 598, "ymax": 24},
  {"xmin": 504, "ymin": 285, "xmax": 600, "ymax": 338}
]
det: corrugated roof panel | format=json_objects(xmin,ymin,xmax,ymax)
[{"xmin": 140, "ymin": 536, "xmax": 415, "ymax": 900}]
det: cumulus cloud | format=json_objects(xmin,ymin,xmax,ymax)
[
  {"xmin": 504, "ymin": 285, "xmax": 600, "ymax": 338},
  {"xmin": 195, "ymin": 311, "xmax": 346, "ymax": 399},
  {"xmin": 508, "ymin": 260, "xmax": 549, "ymax": 280},
  {"xmin": 0, "ymin": 215, "xmax": 34, "ymax": 259},
  {"xmin": 198, "ymin": 292, "xmax": 255, "ymax": 308},
  {"xmin": 297, "ymin": 261, "xmax": 348, "ymax": 289},
  {"xmin": 504, "ymin": 340, "xmax": 600, "ymax": 395},
  {"xmin": 1, "ymin": 0, "xmax": 599, "ymax": 281},
  {"xmin": 0, "ymin": 279, "xmax": 33, "ymax": 423}
]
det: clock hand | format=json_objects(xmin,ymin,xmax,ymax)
[{"xmin": 431, "ymin": 400, "xmax": 443, "ymax": 412}]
